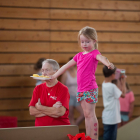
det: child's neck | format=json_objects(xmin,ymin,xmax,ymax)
[
  {"xmin": 83, "ymin": 48, "xmax": 96, "ymax": 54},
  {"xmin": 104, "ymin": 77, "xmax": 112, "ymax": 83}
]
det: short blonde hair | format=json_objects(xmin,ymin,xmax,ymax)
[
  {"xmin": 78, "ymin": 26, "xmax": 98, "ymax": 49},
  {"xmin": 42, "ymin": 59, "xmax": 60, "ymax": 71}
]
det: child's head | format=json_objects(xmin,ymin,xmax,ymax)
[
  {"xmin": 103, "ymin": 65, "xmax": 116, "ymax": 79},
  {"xmin": 112, "ymin": 79, "xmax": 118, "ymax": 85},
  {"xmin": 34, "ymin": 58, "xmax": 46, "ymax": 71},
  {"xmin": 78, "ymin": 26, "xmax": 98, "ymax": 50}
]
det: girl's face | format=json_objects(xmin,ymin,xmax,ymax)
[{"xmin": 79, "ymin": 34, "xmax": 95, "ymax": 52}]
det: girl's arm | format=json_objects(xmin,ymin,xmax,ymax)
[
  {"xmin": 129, "ymin": 102, "xmax": 134, "ymax": 118},
  {"xmin": 52, "ymin": 59, "xmax": 76, "ymax": 79},
  {"xmin": 96, "ymin": 54, "xmax": 114, "ymax": 69},
  {"xmin": 120, "ymin": 78, "xmax": 126, "ymax": 98}
]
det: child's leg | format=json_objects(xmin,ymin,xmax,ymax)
[
  {"xmin": 80, "ymin": 100, "xmax": 98, "ymax": 140},
  {"xmin": 75, "ymin": 105, "xmax": 85, "ymax": 125},
  {"xmin": 69, "ymin": 106, "xmax": 75, "ymax": 125}
]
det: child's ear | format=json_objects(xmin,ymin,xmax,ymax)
[{"xmin": 94, "ymin": 40, "xmax": 97, "ymax": 43}]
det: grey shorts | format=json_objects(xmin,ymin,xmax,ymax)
[{"xmin": 69, "ymin": 95, "xmax": 80, "ymax": 107}]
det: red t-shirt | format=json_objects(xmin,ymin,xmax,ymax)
[{"xmin": 29, "ymin": 81, "xmax": 70, "ymax": 126}]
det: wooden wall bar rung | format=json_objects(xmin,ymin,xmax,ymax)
[
  {"xmin": 0, "ymin": 54, "xmax": 49, "ymax": 64},
  {"xmin": 0, "ymin": 42, "xmax": 50, "ymax": 53},
  {"xmin": 0, "ymin": 31, "xmax": 140, "ymax": 42},
  {"xmin": 50, "ymin": 20, "xmax": 140, "ymax": 32},
  {"xmin": 0, "ymin": 88, "xmax": 34, "ymax": 98},
  {"xmin": 50, "ymin": 43, "xmax": 140, "ymax": 53},
  {"xmin": 0, "ymin": 65, "xmax": 35, "ymax": 75},
  {"xmin": 50, "ymin": 0, "xmax": 140, "ymax": 11},
  {"xmin": 0, "ymin": 19, "xmax": 50, "ymax": 30},
  {"xmin": 1, "ymin": 64, "xmax": 140, "ymax": 75},
  {"xmin": 0, "ymin": 7, "xmax": 139, "ymax": 21},
  {"xmin": 0, "ymin": 85, "xmax": 140, "ymax": 99},
  {"xmin": 0, "ymin": 99, "xmax": 31, "ymax": 110},
  {"xmin": 0, "ymin": 75, "xmax": 140, "ymax": 87},
  {"xmin": 0, "ymin": 108, "xmax": 102, "ymax": 120},
  {"xmin": 0, "ymin": 76, "xmax": 36, "ymax": 87},
  {"xmin": 97, "ymin": 65, "xmax": 140, "ymax": 75},
  {"xmin": 0, "ymin": 0, "xmax": 50, "ymax": 8},
  {"xmin": 0, "ymin": 42, "xmax": 140, "ymax": 53},
  {"xmin": 0, "ymin": 106, "xmax": 139, "ymax": 122},
  {"xmin": 1, "ymin": 19, "xmax": 140, "ymax": 32},
  {"xmin": 0, "ymin": 31, "xmax": 50, "ymax": 41},
  {"xmin": 0, "ymin": 0, "xmax": 140, "ymax": 11},
  {"xmin": 0, "ymin": 97, "xmax": 101, "ymax": 110},
  {"xmin": 0, "ymin": 54, "xmax": 140, "ymax": 64},
  {"xmin": 51, "ymin": 32, "xmax": 140, "ymax": 42},
  {"xmin": 49, "ymin": 54, "xmax": 140, "ymax": 64},
  {"xmin": 50, "ymin": 9, "xmax": 140, "ymax": 21},
  {"xmin": 0, "ymin": 7, "xmax": 49, "ymax": 19},
  {"xmin": 0, "ymin": 110, "xmax": 34, "ymax": 121}
]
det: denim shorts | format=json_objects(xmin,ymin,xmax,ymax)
[
  {"xmin": 121, "ymin": 114, "xmax": 129, "ymax": 122},
  {"xmin": 69, "ymin": 95, "xmax": 80, "ymax": 107},
  {"xmin": 76, "ymin": 88, "xmax": 98, "ymax": 103}
]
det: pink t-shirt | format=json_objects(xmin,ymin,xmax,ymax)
[
  {"xmin": 73, "ymin": 49, "xmax": 101, "ymax": 92},
  {"xmin": 119, "ymin": 91, "xmax": 135, "ymax": 112}
]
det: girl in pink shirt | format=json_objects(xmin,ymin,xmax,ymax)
[
  {"xmin": 119, "ymin": 82, "xmax": 135, "ymax": 127},
  {"xmin": 52, "ymin": 26, "xmax": 114, "ymax": 140}
]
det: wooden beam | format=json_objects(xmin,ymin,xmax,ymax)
[
  {"xmin": 0, "ymin": 7, "xmax": 139, "ymax": 21},
  {"xmin": 51, "ymin": 32, "xmax": 140, "ymax": 42},
  {"xmin": 50, "ymin": 20, "xmax": 140, "ymax": 32},
  {"xmin": 0, "ymin": 0, "xmax": 140, "ymax": 11},
  {"xmin": 50, "ymin": 0, "xmax": 140, "ymax": 11},
  {"xmin": 0, "ymin": 42, "xmax": 50, "ymax": 53},
  {"xmin": 0, "ymin": 0, "xmax": 50, "ymax": 8},
  {"xmin": 0, "ymin": 54, "xmax": 49, "ymax": 64},
  {"xmin": 1, "ymin": 64, "xmax": 140, "ymax": 75},
  {"xmin": 50, "ymin": 9, "xmax": 139, "ymax": 21},
  {"xmin": 0, "ymin": 7, "xmax": 49, "ymax": 19},
  {"xmin": 0, "ymin": 19, "xmax": 50, "ymax": 30},
  {"xmin": 0, "ymin": 31, "xmax": 50, "ymax": 41},
  {"xmin": 0, "ymin": 54, "xmax": 140, "ymax": 64},
  {"xmin": 0, "ymin": 75, "xmax": 140, "ymax": 87}
]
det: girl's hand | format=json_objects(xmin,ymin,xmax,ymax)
[{"xmin": 108, "ymin": 63, "xmax": 114, "ymax": 69}]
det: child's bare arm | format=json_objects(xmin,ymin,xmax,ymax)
[
  {"xmin": 52, "ymin": 59, "xmax": 76, "ymax": 79},
  {"xmin": 120, "ymin": 78, "xmax": 126, "ymax": 98},
  {"xmin": 129, "ymin": 102, "xmax": 134, "ymax": 118},
  {"xmin": 96, "ymin": 54, "xmax": 114, "ymax": 69}
]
